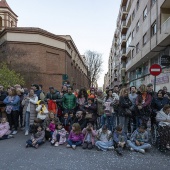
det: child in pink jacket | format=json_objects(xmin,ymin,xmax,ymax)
[
  {"xmin": 0, "ymin": 117, "xmax": 13, "ymax": 140},
  {"xmin": 51, "ymin": 123, "xmax": 67, "ymax": 147}
]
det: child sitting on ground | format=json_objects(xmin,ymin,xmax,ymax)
[
  {"xmin": 51, "ymin": 122, "xmax": 67, "ymax": 147},
  {"xmin": 113, "ymin": 125, "xmax": 127, "ymax": 156},
  {"xmin": 82, "ymin": 123, "xmax": 97, "ymax": 149},
  {"xmin": 127, "ymin": 124, "xmax": 151, "ymax": 154},
  {"xmin": 0, "ymin": 117, "xmax": 13, "ymax": 140},
  {"xmin": 95, "ymin": 125, "xmax": 114, "ymax": 151},
  {"xmin": 67, "ymin": 123, "xmax": 84, "ymax": 149},
  {"xmin": 49, "ymin": 119, "xmax": 56, "ymax": 136},
  {"xmin": 26, "ymin": 125, "xmax": 45, "ymax": 149},
  {"xmin": 29, "ymin": 118, "xmax": 43, "ymax": 134}
]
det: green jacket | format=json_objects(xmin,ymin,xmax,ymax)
[{"xmin": 62, "ymin": 93, "xmax": 76, "ymax": 110}]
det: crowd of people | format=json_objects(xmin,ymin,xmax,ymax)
[{"xmin": 0, "ymin": 82, "xmax": 170, "ymax": 155}]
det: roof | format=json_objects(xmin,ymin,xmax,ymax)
[{"xmin": 0, "ymin": 0, "xmax": 18, "ymax": 17}]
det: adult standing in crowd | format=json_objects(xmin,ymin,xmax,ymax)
[
  {"xmin": 0, "ymin": 85, "xmax": 7, "ymax": 118},
  {"xmin": 22, "ymin": 89, "xmax": 38, "ymax": 135},
  {"xmin": 31, "ymin": 84, "xmax": 45, "ymax": 101},
  {"xmin": 163, "ymin": 86, "xmax": 170, "ymax": 99},
  {"xmin": 96, "ymin": 89, "xmax": 105, "ymax": 127},
  {"xmin": 62, "ymin": 86, "xmax": 76, "ymax": 114},
  {"xmin": 3, "ymin": 88, "xmax": 20, "ymax": 135},
  {"xmin": 129, "ymin": 86, "xmax": 138, "ymax": 131},
  {"xmin": 136, "ymin": 84, "xmax": 152, "ymax": 125},
  {"xmin": 118, "ymin": 88, "xmax": 132, "ymax": 134},
  {"xmin": 76, "ymin": 88, "xmax": 88, "ymax": 111},
  {"xmin": 147, "ymin": 83, "xmax": 157, "ymax": 98}
]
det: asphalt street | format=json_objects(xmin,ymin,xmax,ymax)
[{"xmin": 0, "ymin": 131, "xmax": 170, "ymax": 170}]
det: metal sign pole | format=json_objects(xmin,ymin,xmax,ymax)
[{"xmin": 154, "ymin": 76, "xmax": 156, "ymax": 92}]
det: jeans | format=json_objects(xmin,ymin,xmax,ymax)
[
  {"xmin": 67, "ymin": 139, "xmax": 82, "ymax": 146},
  {"xmin": 101, "ymin": 113, "xmax": 116, "ymax": 131},
  {"xmin": 7, "ymin": 110, "xmax": 19, "ymax": 130},
  {"xmin": 95, "ymin": 141, "xmax": 113, "ymax": 151},
  {"xmin": 127, "ymin": 140, "xmax": 151, "ymax": 151},
  {"xmin": 25, "ymin": 111, "xmax": 30, "ymax": 131},
  {"xmin": 119, "ymin": 116, "xmax": 129, "ymax": 133},
  {"xmin": 26, "ymin": 139, "xmax": 44, "ymax": 147}
]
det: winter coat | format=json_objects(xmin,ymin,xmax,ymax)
[
  {"xmin": 0, "ymin": 122, "xmax": 11, "ymax": 137},
  {"xmin": 3, "ymin": 95, "xmax": 20, "ymax": 111},
  {"xmin": 22, "ymin": 94, "xmax": 38, "ymax": 125},
  {"xmin": 62, "ymin": 93, "xmax": 77, "ymax": 110},
  {"xmin": 130, "ymin": 129, "xmax": 149, "ymax": 143},
  {"xmin": 44, "ymin": 91, "xmax": 61, "ymax": 102},
  {"xmin": 83, "ymin": 102, "xmax": 97, "ymax": 122},
  {"xmin": 0, "ymin": 91, "xmax": 7, "ymax": 107},
  {"xmin": 151, "ymin": 97, "xmax": 170, "ymax": 111},
  {"xmin": 68, "ymin": 130, "xmax": 84, "ymax": 142},
  {"xmin": 82, "ymin": 128, "xmax": 97, "ymax": 145},
  {"xmin": 113, "ymin": 131, "xmax": 127, "ymax": 144},
  {"xmin": 49, "ymin": 123, "xmax": 55, "ymax": 132},
  {"xmin": 73, "ymin": 117, "xmax": 87, "ymax": 130},
  {"xmin": 118, "ymin": 96, "xmax": 132, "ymax": 117},
  {"xmin": 96, "ymin": 94, "xmax": 105, "ymax": 116},
  {"xmin": 52, "ymin": 128, "xmax": 67, "ymax": 144},
  {"xmin": 31, "ymin": 130, "xmax": 45, "ymax": 141},
  {"xmin": 135, "ymin": 92, "xmax": 152, "ymax": 117},
  {"xmin": 156, "ymin": 109, "xmax": 170, "ymax": 126}
]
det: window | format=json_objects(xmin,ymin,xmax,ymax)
[
  {"xmin": 132, "ymin": 49, "xmax": 134, "ymax": 58},
  {"xmin": 151, "ymin": 21, "xmax": 157, "ymax": 36},
  {"xmin": 151, "ymin": 0, "xmax": 156, "ymax": 6},
  {"xmin": 143, "ymin": 33, "xmax": 147, "ymax": 46},
  {"xmin": 136, "ymin": 20, "xmax": 140, "ymax": 32},
  {"xmin": 132, "ymin": 29, "xmax": 135, "ymax": 39},
  {"xmin": 136, "ymin": 43, "xmax": 139, "ymax": 54},
  {"xmin": 143, "ymin": 6, "xmax": 147, "ymax": 20},
  {"xmin": 132, "ymin": 10, "xmax": 135, "ymax": 20},
  {"xmin": 136, "ymin": 0, "xmax": 140, "ymax": 11},
  {"xmin": 127, "ymin": 34, "xmax": 132, "ymax": 49}
]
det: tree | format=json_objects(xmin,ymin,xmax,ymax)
[
  {"xmin": 0, "ymin": 63, "xmax": 25, "ymax": 89},
  {"xmin": 84, "ymin": 50, "xmax": 103, "ymax": 87}
]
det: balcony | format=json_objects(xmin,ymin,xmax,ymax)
[
  {"xmin": 121, "ymin": 6, "xmax": 128, "ymax": 20},
  {"xmin": 121, "ymin": 34, "xmax": 126, "ymax": 47},
  {"xmin": 121, "ymin": 0, "xmax": 128, "ymax": 7},
  {"xmin": 126, "ymin": 0, "xmax": 131, "ymax": 12},
  {"xmin": 121, "ymin": 20, "xmax": 128, "ymax": 34},
  {"xmin": 121, "ymin": 48, "xmax": 127, "ymax": 60},
  {"xmin": 121, "ymin": 62, "xmax": 126, "ymax": 69}
]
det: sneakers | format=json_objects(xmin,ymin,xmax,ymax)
[
  {"xmin": 25, "ymin": 144, "xmax": 29, "ymax": 148},
  {"xmin": 138, "ymin": 149, "xmax": 145, "ymax": 154},
  {"xmin": 72, "ymin": 145, "xmax": 76, "ymax": 150},
  {"xmin": 66, "ymin": 144, "xmax": 71, "ymax": 148},
  {"xmin": 51, "ymin": 140, "xmax": 55, "ymax": 145},
  {"xmin": 54, "ymin": 142, "xmax": 59, "ymax": 147},
  {"xmin": 12, "ymin": 131, "xmax": 17, "ymax": 135},
  {"xmin": 108, "ymin": 146, "xmax": 115, "ymax": 150},
  {"xmin": 25, "ymin": 131, "xmax": 29, "ymax": 136},
  {"xmin": 115, "ymin": 148, "xmax": 123, "ymax": 156},
  {"xmin": 8, "ymin": 135, "xmax": 14, "ymax": 139},
  {"xmin": 130, "ymin": 148, "xmax": 134, "ymax": 151},
  {"xmin": 35, "ymin": 144, "xmax": 39, "ymax": 149}
]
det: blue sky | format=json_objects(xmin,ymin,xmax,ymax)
[{"xmin": 7, "ymin": 0, "xmax": 121, "ymax": 87}]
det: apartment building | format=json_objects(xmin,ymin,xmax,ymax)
[{"xmin": 107, "ymin": 0, "xmax": 170, "ymax": 91}]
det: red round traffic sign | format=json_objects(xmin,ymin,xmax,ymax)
[{"xmin": 149, "ymin": 64, "xmax": 162, "ymax": 76}]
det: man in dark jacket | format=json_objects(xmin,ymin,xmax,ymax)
[
  {"xmin": 0, "ymin": 85, "xmax": 7, "ymax": 118},
  {"xmin": 45, "ymin": 87, "xmax": 61, "ymax": 103},
  {"xmin": 147, "ymin": 83, "xmax": 157, "ymax": 98},
  {"xmin": 73, "ymin": 110, "xmax": 87, "ymax": 130},
  {"xmin": 31, "ymin": 84, "xmax": 42, "ymax": 100}
]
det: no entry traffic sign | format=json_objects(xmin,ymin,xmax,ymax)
[{"xmin": 149, "ymin": 64, "xmax": 162, "ymax": 76}]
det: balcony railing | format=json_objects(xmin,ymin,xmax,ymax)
[
  {"xmin": 121, "ymin": 48, "xmax": 126, "ymax": 54},
  {"xmin": 121, "ymin": 62, "xmax": 126, "ymax": 68}
]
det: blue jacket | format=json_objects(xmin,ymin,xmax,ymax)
[
  {"xmin": 151, "ymin": 97, "xmax": 170, "ymax": 111},
  {"xmin": 130, "ymin": 129, "xmax": 149, "ymax": 143},
  {"xmin": 3, "ymin": 95, "xmax": 20, "ymax": 111},
  {"xmin": 113, "ymin": 131, "xmax": 127, "ymax": 144}
]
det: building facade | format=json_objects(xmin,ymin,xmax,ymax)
[
  {"xmin": 0, "ymin": 1, "xmax": 90, "ymax": 91},
  {"xmin": 107, "ymin": 0, "xmax": 170, "ymax": 91}
]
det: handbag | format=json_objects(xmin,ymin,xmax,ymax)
[
  {"xmin": 124, "ymin": 108, "xmax": 132, "ymax": 117},
  {"xmin": 6, "ymin": 105, "xmax": 13, "ymax": 114},
  {"xmin": 85, "ymin": 112, "xmax": 93, "ymax": 119}
]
